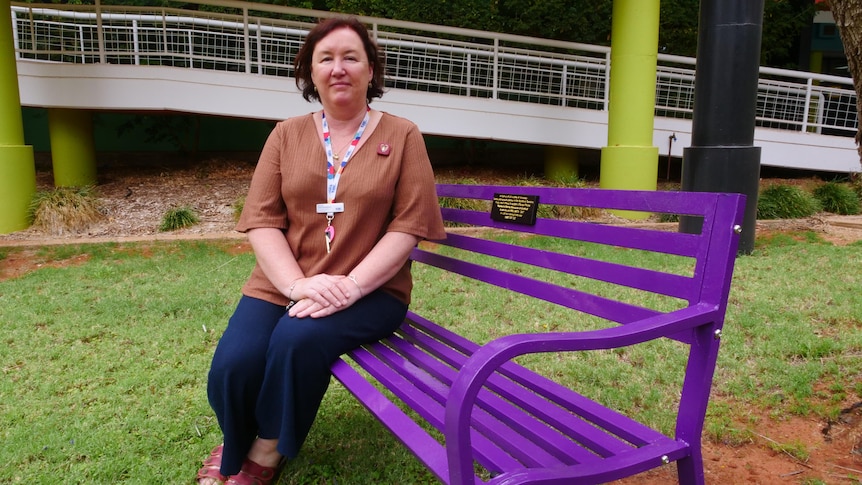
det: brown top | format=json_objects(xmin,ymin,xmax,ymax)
[{"xmin": 236, "ymin": 112, "xmax": 446, "ymax": 306}]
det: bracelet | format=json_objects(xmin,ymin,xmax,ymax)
[
  {"xmin": 287, "ymin": 278, "xmax": 301, "ymax": 301},
  {"xmin": 347, "ymin": 274, "xmax": 363, "ymax": 298}
]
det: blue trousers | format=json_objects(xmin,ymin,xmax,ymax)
[{"xmin": 207, "ymin": 291, "xmax": 407, "ymax": 475}]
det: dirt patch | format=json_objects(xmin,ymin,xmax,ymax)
[
  {"xmin": 757, "ymin": 214, "xmax": 862, "ymax": 247},
  {"xmin": 1, "ymin": 156, "xmax": 862, "ymax": 484},
  {"xmin": 0, "ymin": 155, "xmax": 254, "ymax": 246},
  {"xmin": 615, "ymin": 400, "xmax": 862, "ymax": 484},
  {"xmin": 0, "ymin": 248, "xmax": 92, "ymax": 280}
]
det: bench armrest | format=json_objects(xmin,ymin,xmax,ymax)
[{"xmin": 443, "ymin": 302, "xmax": 722, "ymax": 483}]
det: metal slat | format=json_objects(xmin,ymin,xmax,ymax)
[
  {"xmin": 383, "ymin": 334, "xmax": 595, "ymax": 465},
  {"xmin": 398, "ymin": 322, "xmax": 656, "ymax": 455}
]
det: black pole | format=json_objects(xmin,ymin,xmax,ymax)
[{"xmin": 681, "ymin": 0, "xmax": 765, "ymax": 254}]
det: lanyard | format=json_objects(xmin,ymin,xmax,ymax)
[
  {"xmin": 319, "ymin": 108, "xmax": 370, "ymax": 254},
  {"xmin": 322, "ymin": 108, "xmax": 370, "ymax": 205}
]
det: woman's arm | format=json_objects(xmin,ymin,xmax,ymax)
[
  {"xmin": 288, "ymin": 231, "xmax": 420, "ymax": 318},
  {"xmin": 345, "ymin": 231, "xmax": 421, "ymax": 297},
  {"xmin": 247, "ymin": 227, "xmax": 303, "ymax": 296},
  {"xmin": 247, "ymin": 227, "xmax": 350, "ymax": 309}
]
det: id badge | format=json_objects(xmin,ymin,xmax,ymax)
[{"xmin": 316, "ymin": 203, "xmax": 345, "ymax": 214}]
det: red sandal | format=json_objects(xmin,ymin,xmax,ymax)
[
  {"xmin": 196, "ymin": 444, "xmax": 228, "ymax": 484},
  {"xmin": 225, "ymin": 457, "xmax": 286, "ymax": 485}
]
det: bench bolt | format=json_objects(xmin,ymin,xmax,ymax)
[
  {"xmin": 733, "ymin": 224, "xmax": 743, "ymax": 234},
  {"xmin": 661, "ymin": 455, "xmax": 670, "ymax": 465},
  {"xmin": 714, "ymin": 329, "xmax": 722, "ymax": 340}
]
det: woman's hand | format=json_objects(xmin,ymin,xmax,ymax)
[
  {"xmin": 288, "ymin": 274, "xmax": 359, "ymax": 318},
  {"xmin": 287, "ymin": 231, "xmax": 419, "ymax": 319}
]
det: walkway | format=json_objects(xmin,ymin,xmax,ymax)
[{"xmin": 11, "ymin": 0, "xmax": 861, "ymax": 173}]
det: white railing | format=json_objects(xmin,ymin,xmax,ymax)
[{"xmin": 11, "ymin": 0, "xmax": 858, "ymax": 136}]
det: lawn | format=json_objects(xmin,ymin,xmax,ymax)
[{"xmin": 0, "ymin": 232, "xmax": 860, "ymax": 484}]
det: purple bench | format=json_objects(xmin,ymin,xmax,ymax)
[{"xmin": 331, "ymin": 184, "xmax": 745, "ymax": 484}]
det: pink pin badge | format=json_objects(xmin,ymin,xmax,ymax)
[{"xmin": 377, "ymin": 143, "xmax": 391, "ymax": 156}]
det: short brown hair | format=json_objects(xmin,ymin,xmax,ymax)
[{"xmin": 294, "ymin": 17, "xmax": 385, "ymax": 103}]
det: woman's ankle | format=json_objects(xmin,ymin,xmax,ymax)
[{"xmin": 246, "ymin": 438, "xmax": 282, "ymax": 468}]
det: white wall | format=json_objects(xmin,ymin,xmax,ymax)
[{"xmin": 18, "ymin": 60, "xmax": 861, "ymax": 173}]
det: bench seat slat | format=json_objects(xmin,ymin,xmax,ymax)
[
  {"xmin": 397, "ymin": 319, "xmax": 663, "ymax": 451},
  {"xmin": 487, "ymin": 440, "xmax": 691, "ymax": 485},
  {"xmin": 437, "ymin": 233, "xmax": 699, "ymax": 301},
  {"xmin": 346, "ymin": 346, "xmax": 530, "ymax": 473},
  {"xmin": 380, "ymin": 334, "xmax": 602, "ymax": 465},
  {"xmin": 337, "ymin": 351, "xmax": 688, "ymax": 485},
  {"xmin": 329, "ymin": 358, "xmax": 453, "ymax": 482},
  {"xmin": 399, "ymin": 314, "xmax": 674, "ymax": 446},
  {"xmin": 337, "ymin": 314, "xmax": 691, "ymax": 483},
  {"xmin": 365, "ymin": 340, "xmax": 569, "ymax": 469}
]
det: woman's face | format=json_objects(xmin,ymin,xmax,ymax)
[{"xmin": 311, "ymin": 27, "xmax": 374, "ymax": 109}]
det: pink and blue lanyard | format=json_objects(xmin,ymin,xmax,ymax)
[{"xmin": 320, "ymin": 108, "xmax": 370, "ymax": 252}]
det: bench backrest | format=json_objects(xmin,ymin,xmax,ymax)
[
  {"xmin": 415, "ymin": 185, "xmax": 744, "ymax": 333},
  {"xmin": 410, "ymin": 184, "xmax": 746, "ymax": 443}
]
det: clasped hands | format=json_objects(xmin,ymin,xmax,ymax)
[{"xmin": 287, "ymin": 273, "xmax": 362, "ymax": 318}]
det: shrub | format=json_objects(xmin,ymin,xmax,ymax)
[
  {"xmin": 509, "ymin": 173, "xmax": 595, "ymax": 219},
  {"xmin": 813, "ymin": 181, "xmax": 861, "ymax": 215},
  {"xmin": 757, "ymin": 184, "xmax": 821, "ymax": 220},
  {"xmin": 232, "ymin": 197, "xmax": 245, "ymax": 222},
  {"xmin": 544, "ymin": 173, "xmax": 587, "ymax": 189},
  {"xmin": 28, "ymin": 186, "xmax": 104, "ymax": 235},
  {"xmin": 436, "ymin": 175, "xmax": 490, "ymax": 213},
  {"xmin": 159, "ymin": 205, "xmax": 200, "ymax": 231},
  {"xmin": 438, "ymin": 196, "xmax": 490, "ymax": 212},
  {"xmin": 850, "ymin": 174, "xmax": 862, "ymax": 200},
  {"xmin": 658, "ymin": 212, "xmax": 680, "ymax": 223}
]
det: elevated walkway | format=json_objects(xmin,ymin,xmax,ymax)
[{"xmin": 12, "ymin": 1, "xmax": 861, "ymax": 173}]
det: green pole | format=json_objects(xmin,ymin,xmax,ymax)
[
  {"xmin": 48, "ymin": 108, "xmax": 98, "ymax": 187},
  {"xmin": 600, "ymin": 0, "xmax": 660, "ymax": 216},
  {"xmin": 0, "ymin": 0, "xmax": 37, "ymax": 234},
  {"xmin": 544, "ymin": 145, "xmax": 579, "ymax": 183}
]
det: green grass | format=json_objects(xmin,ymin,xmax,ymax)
[
  {"xmin": 1, "ymin": 233, "xmax": 860, "ymax": 483},
  {"xmin": 712, "ymin": 235, "xmax": 862, "ymax": 419},
  {"xmin": 0, "ymin": 241, "xmax": 245, "ymax": 483}
]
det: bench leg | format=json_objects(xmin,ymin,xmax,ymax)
[{"xmin": 675, "ymin": 449, "xmax": 705, "ymax": 485}]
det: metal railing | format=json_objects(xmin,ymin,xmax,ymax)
[{"xmin": 11, "ymin": 0, "xmax": 858, "ymax": 136}]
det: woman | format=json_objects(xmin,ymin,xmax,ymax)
[{"xmin": 196, "ymin": 16, "xmax": 446, "ymax": 485}]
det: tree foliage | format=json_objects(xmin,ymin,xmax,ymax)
[
  {"xmin": 323, "ymin": 0, "xmax": 812, "ymax": 65},
  {"xmin": 313, "ymin": 0, "xmax": 617, "ymax": 46},
  {"xmin": 658, "ymin": 0, "xmax": 700, "ymax": 57},
  {"xmin": 48, "ymin": 0, "xmax": 818, "ymax": 69},
  {"xmin": 761, "ymin": 0, "xmax": 818, "ymax": 68},
  {"xmin": 494, "ymin": 0, "xmax": 613, "ymax": 46},
  {"xmin": 320, "ymin": 0, "xmax": 814, "ymax": 69},
  {"xmin": 657, "ymin": 0, "xmax": 816, "ymax": 67}
]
